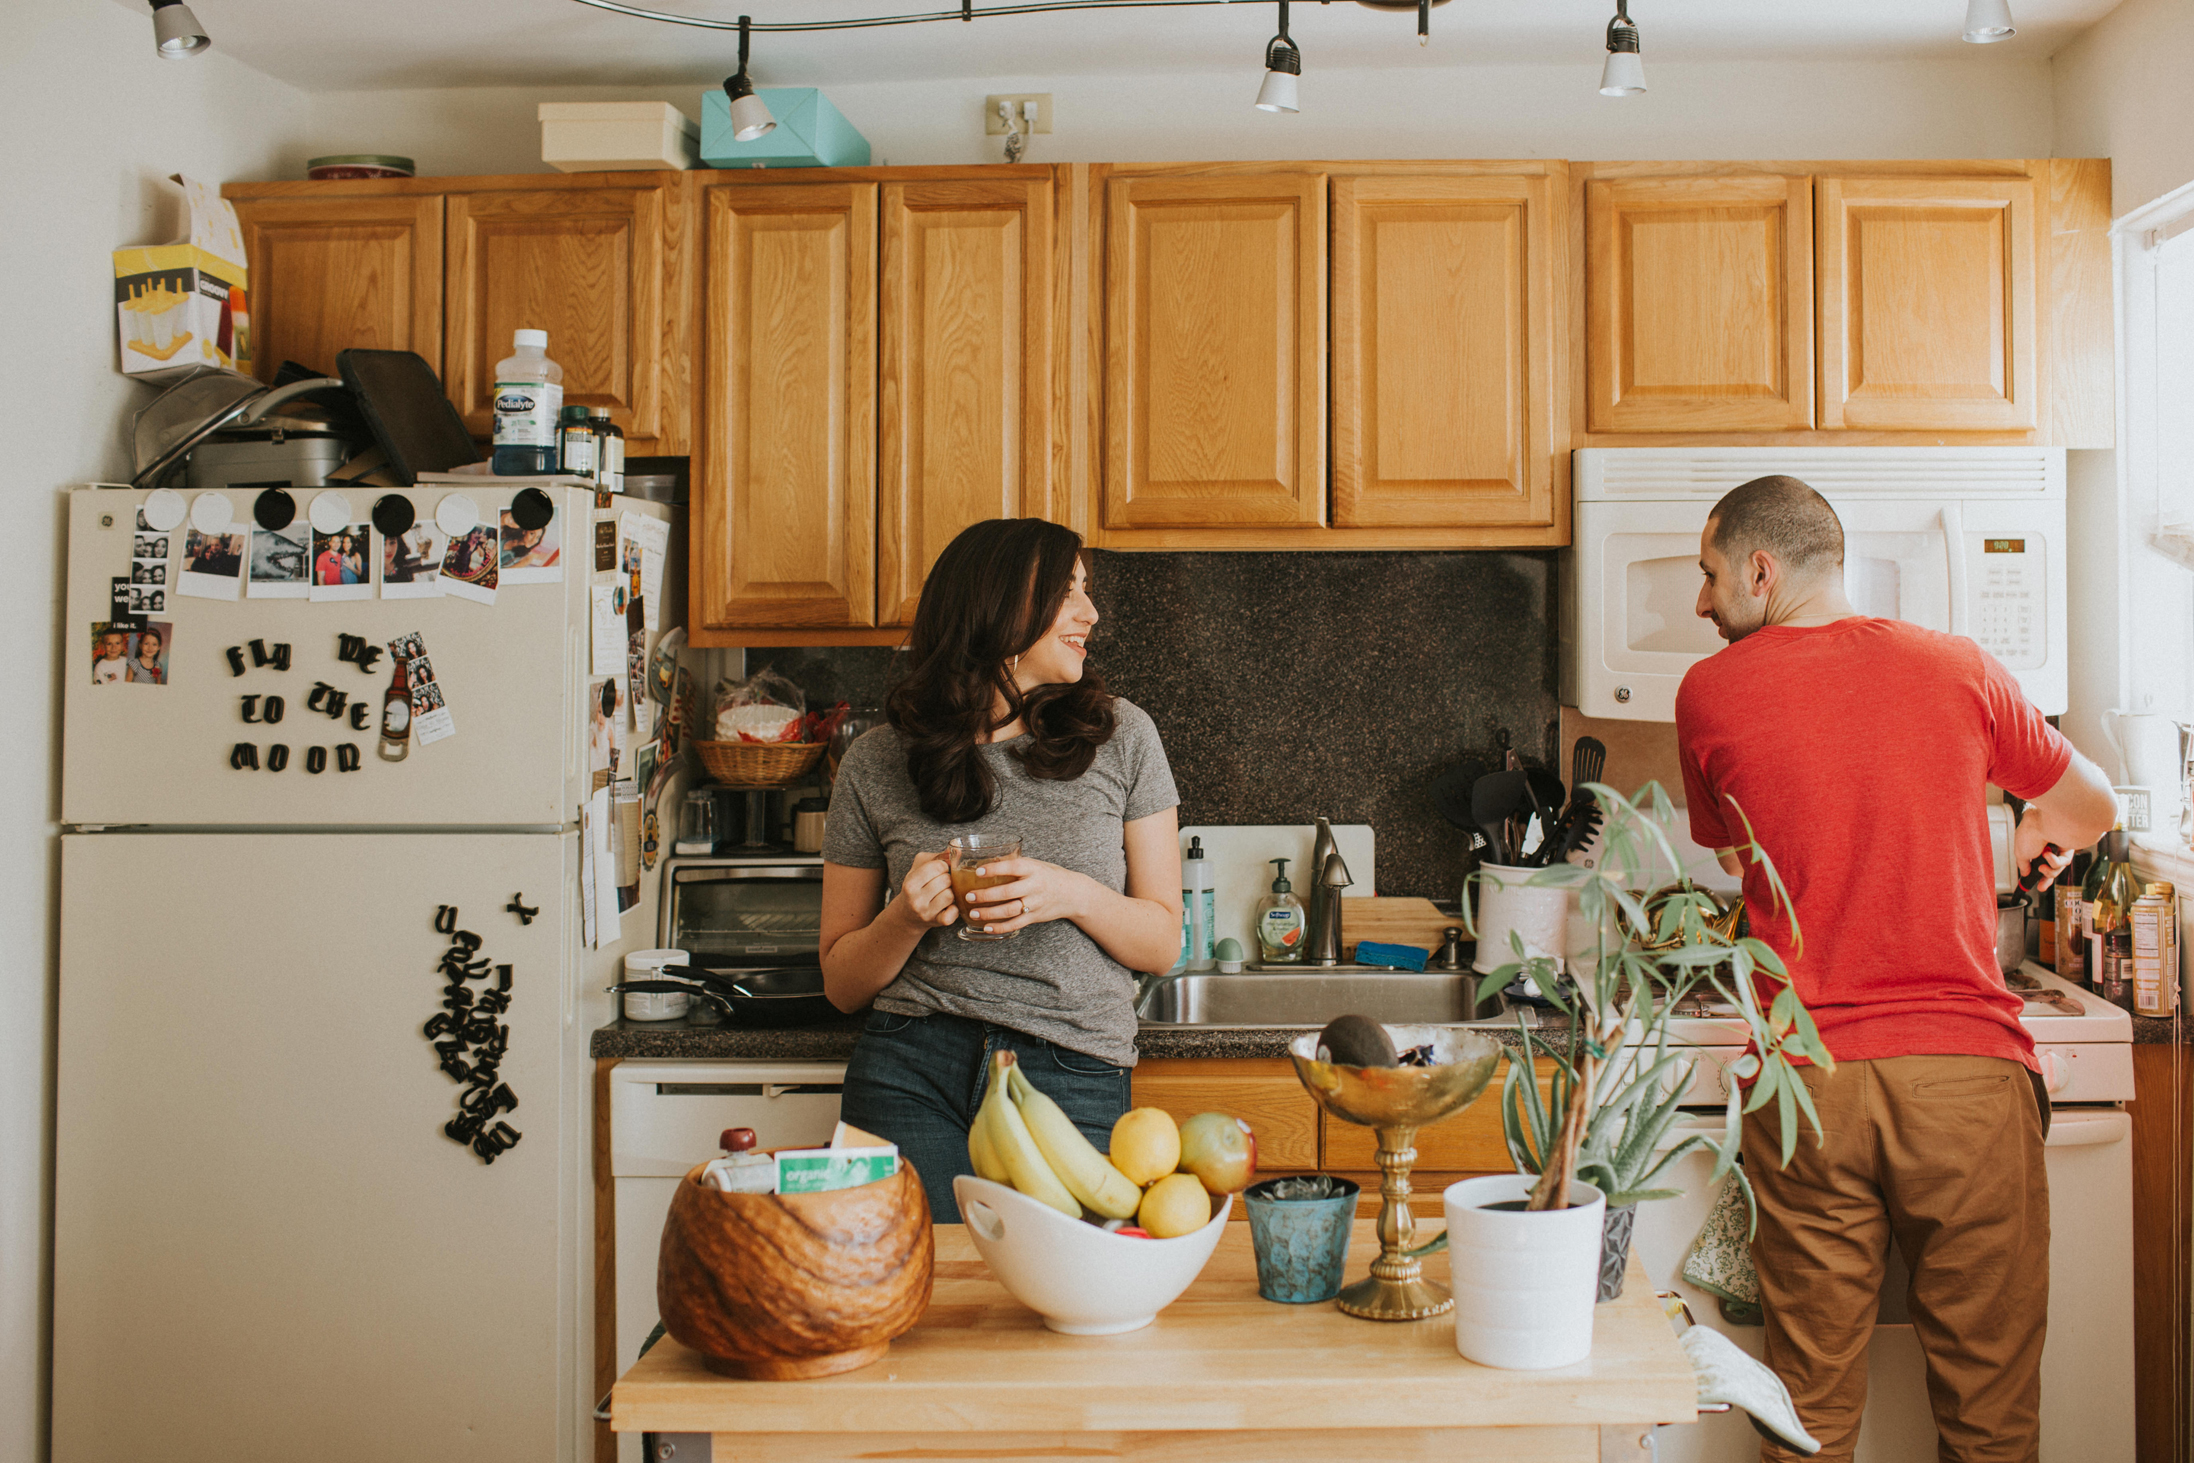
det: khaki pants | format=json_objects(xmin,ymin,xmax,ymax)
[{"xmin": 1742, "ymin": 1055, "xmax": 2050, "ymax": 1463}]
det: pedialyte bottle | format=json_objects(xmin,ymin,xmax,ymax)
[{"xmin": 491, "ymin": 329, "xmax": 563, "ymax": 475}]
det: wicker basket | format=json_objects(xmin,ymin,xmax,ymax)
[{"xmin": 695, "ymin": 739, "xmax": 827, "ymax": 786}]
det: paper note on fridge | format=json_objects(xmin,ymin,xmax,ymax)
[
  {"xmin": 619, "ymin": 512, "xmax": 670, "ymax": 632},
  {"xmin": 590, "ymin": 585, "xmax": 624, "ymax": 675}
]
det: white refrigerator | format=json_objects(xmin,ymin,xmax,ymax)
[{"xmin": 53, "ymin": 478, "xmax": 678, "ymax": 1463}]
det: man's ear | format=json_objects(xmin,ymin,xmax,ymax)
[{"xmin": 1748, "ymin": 548, "xmax": 1776, "ymax": 596}]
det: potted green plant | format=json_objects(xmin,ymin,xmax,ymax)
[{"xmin": 1449, "ymin": 782, "xmax": 1834, "ymax": 1367}]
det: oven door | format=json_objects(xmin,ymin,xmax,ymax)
[
  {"xmin": 659, "ymin": 860, "xmax": 824, "ymax": 968},
  {"xmin": 1635, "ymin": 1107, "xmax": 2132, "ymax": 1463}
]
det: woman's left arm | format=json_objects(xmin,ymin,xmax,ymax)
[{"xmin": 960, "ymin": 808, "xmax": 1184, "ymax": 972}]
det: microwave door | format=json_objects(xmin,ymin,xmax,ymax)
[{"xmin": 1834, "ymin": 500, "xmax": 1955, "ymax": 633}]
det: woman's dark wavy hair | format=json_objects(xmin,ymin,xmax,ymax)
[{"xmin": 885, "ymin": 518, "xmax": 1115, "ymax": 823}]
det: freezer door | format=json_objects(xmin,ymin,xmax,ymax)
[
  {"xmin": 62, "ymin": 483, "xmax": 613, "ymax": 826},
  {"xmin": 54, "ymin": 832, "xmax": 579, "ymax": 1463}
]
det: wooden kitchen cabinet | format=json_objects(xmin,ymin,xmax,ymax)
[
  {"xmin": 231, "ymin": 194, "xmax": 444, "ymax": 382},
  {"xmin": 1102, "ymin": 173, "xmax": 1327, "ymax": 531},
  {"xmin": 695, "ymin": 181, "xmax": 878, "ymax": 632},
  {"xmin": 877, "ymin": 177, "xmax": 1055, "ymax": 626},
  {"xmin": 443, "ymin": 184, "xmax": 670, "ymax": 447},
  {"xmin": 1129, "ymin": 1059, "xmax": 1320, "ymax": 1173},
  {"xmin": 1815, "ymin": 175, "xmax": 2039, "ymax": 431},
  {"xmin": 1332, "ymin": 175, "xmax": 1557, "ymax": 528},
  {"xmin": 1584, "ymin": 173, "xmax": 1813, "ymax": 433}
]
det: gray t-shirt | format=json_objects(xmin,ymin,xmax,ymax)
[{"xmin": 822, "ymin": 699, "xmax": 1179, "ymax": 1067}]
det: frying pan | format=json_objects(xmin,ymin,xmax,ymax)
[{"xmin": 609, "ymin": 966, "xmax": 849, "ymax": 1027}]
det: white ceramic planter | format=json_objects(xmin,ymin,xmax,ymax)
[{"xmin": 1444, "ymin": 1174, "xmax": 1607, "ymax": 1369}]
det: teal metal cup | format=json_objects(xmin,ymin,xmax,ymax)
[{"xmin": 1243, "ymin": 1176, "xmax": 1361, "ymax": 1304}]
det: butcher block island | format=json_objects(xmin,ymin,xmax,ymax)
[{"xmin": 611, "ymin": 1218, "xmax": 1697, "ymax": 1461}]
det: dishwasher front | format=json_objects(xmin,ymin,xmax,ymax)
[{"xmin": 606, "ymin": 1060, "xmax": 847, "ymax": 1463}]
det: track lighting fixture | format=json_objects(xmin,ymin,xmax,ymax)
[
  {"xmin": 1962, "ymin": 0, "xmax": 2015, "ymax": 43},
  {"xmin": 722, "ymin": 15, "xmax": 777, "ymax": 142},
  {"xmin": 149, "ymin": 0, "xmax": 210, "ymax": 59},
  {"xmin": 1598, "ymin": 0, "xmax": 1645, "ymax": 97},
  {"xmin": 1255, "ymin": 0, "xmax": 1300, "ymax": 113}
]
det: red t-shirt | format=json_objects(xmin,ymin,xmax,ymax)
[{"xmin": 1675, "ymin": 618, "xmax": 2071, "ymax": 1073}]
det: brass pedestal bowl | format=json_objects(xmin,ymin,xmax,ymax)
[{"xmin": 1288, "ymin": 1026, "xmax": 1502, "ymax": 1321}]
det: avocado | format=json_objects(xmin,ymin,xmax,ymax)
[{"xmin": 1316, "ymin": 1014, "xmax": 1399, "ymax": 1068}]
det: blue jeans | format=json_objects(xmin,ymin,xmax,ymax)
[{"xmin": 839, "ymin": 1009, "xmax": 1132, "ymax": 1224}]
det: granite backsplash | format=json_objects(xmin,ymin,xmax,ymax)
[{"xmin": 739, "ymin": 549, "xmax": 1562, "ymax": 901}]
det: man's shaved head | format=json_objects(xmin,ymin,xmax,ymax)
[{"xmin": 1706, "ymin": 475, "xmax": 1845, "ymax": 578}]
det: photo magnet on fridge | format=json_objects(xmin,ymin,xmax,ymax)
[
  {"xmin": 108, "ymin": 577, "xmax": 142, "ymax": 627},
  {"xmin": 497, "ymin": 502, "xmax": 562, "ymax": 585},
  {"xmin": 246, "ymin": 521, "xmax": 310, "ymax": 600},
  {"xmin": 380, "ymin": 524, "xmax": 445, "ymax": 601},
  {"xmin": 439, "ymin": 523, "xmax": 499, "ymax": 605},
  {"xmin": 125, "ymin": 586, "xmax": 166, "ymax": 616},
  {"xmin": 178, "ymin": 527, "xmax": 246, "ymax": 601},
  {"xmin": 309, "ymin": 524, "xmax": 372, "ymax": 602},
  {"xmin": 90, "ymin": 621, "xmax": 171, "ymax": 686}
]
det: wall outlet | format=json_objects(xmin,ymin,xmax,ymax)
[{"xmin": 984, "ymin": 94, "xmax": 1053, "ymax": 135}]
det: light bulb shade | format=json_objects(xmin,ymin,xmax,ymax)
[
  {"xmin": 721, "ymin": 73, "xmax": 777, "ymax": 142},
  {"xmin": 1963, "ymin": 0, "xmax": 2015, "ymax": 42},
  {"xmin": 1599, "ymin": 49, "xmax": 1646, "ymax": 96},
  {"xmin": 1255, "ymin": 68, "xmax": 1300, "ymax": 113},
  {"xmin": 150, "ymin": 0, "xmax": 210, "ymax": 57}
]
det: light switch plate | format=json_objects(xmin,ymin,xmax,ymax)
[{"xmin": 984, "ymin": 93, "xmax": 1053, "ymax": 134}]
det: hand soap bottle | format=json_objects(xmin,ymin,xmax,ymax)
[{"xmin": 1255, "ymin": 857, "xmax": 1307, "ymax": 965}]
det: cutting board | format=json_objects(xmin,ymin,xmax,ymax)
[
  {"xmin": 1340, "ymin": 897, "xmax": 1457, "ymax": 959},
  {"xmin": 1179, "ymin": 824, "xmax": 1374, "ymax": 960}
]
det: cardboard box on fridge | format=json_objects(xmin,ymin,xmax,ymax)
[{"xmin": 114, "ymin": 175, "xmax": 250, "ymax": 381}]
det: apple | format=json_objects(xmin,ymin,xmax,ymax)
[{"xmin": 1176, "ymin": 1112, "xmax": 1257, "ymax": 1194}]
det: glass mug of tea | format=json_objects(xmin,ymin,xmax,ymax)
[{"xmin": 947, "ymin": 833, "xmax": 1022, "ymax": 942}]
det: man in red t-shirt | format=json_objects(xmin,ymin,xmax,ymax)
[{"xmin": 1675, "ymin": 475, "xmax": 2115, "ymax": 1463}]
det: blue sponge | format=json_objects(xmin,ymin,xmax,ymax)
[{"xmin": 1352, "ymin": 941, "xmax": 1429, "ymax": 972}]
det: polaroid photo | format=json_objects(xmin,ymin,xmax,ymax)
[
  {"xmin": 587, "ymin": 675, "xmax": 627, "ymax": 790},
  {"xmin": 133, "ymin": 533, "xmax": 171, "ymax": 561},
  {"xmin": 178, "ymin": 527, "xmax": 246, "ymax": 601},
  {"xmin": 439, "ymin": 523, "xmax": 499, "ymax": 606},
  {"xmin": 498, "ymin": 504, "xmax": 563, "ymax": 586},
  {"xmin": 246, "ymin": 521, "xmax": 311, "ymax": 600},
  {"xmin": 309, "ymin": 523, "xmax": 372, "ymax": 602},
  {"xmin": 131, "ymin": 559, "xmax": 166, "ymax": 586},
  {"xmin": 381, "ymin": 524, "xmax": 446, "ymax": 601}
]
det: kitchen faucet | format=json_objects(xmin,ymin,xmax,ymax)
[{"xmin": 1305, "ymin": 817, "xmax": 1353, "ymax": 966}]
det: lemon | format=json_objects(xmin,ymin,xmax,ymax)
[
  {"xmin": 1109, "ymin": 1108, "xmax": 1181, "ymax": 1187},
  {"xmin": 1138, "ymin": 1172, "xmax": 1212, "ymax": 1238}
]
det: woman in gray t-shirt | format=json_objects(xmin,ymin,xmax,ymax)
[{"xmin": 820, "ymin": 519, "xmax": 1183, "ymax": 1222}]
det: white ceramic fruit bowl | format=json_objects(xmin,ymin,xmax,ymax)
[{"xmin": 951, "ymin": 1176, "xmax": 1233, "ymax": 1335}]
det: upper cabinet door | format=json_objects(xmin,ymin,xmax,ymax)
[
  {"xmin": 1585, "ymin": 175, "xmax": 1812, "ymax": 433},
  {"xmin": 232, "ymin": 195, "xmax": 443, "ymax": 382},
  {"xmin": 1103, "ymin": 174, "xmax": 1326, "ymax": 530},
  {"xmin": 1816, "ymin": 176, "xmax": 2038, "ymax": 432},
  {"xmin": 877, "ymin": 178, "xmax": 1054, "ymax": 627},
  {"xmin": 1332, "ymin": 175, "xmax": 1555, "ymax": 529},
  {"xmin": 444, "ymin": 186, "xmax": 667, "ymax": 446},
  {"xmin": 697, "ymin": 182, "xmax": 877, "ymax": 631}
]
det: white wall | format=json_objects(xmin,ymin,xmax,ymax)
[
  {"xmin": 0, "ymin": 12, "xmax": 306, "ymax": 1463},
  {"xmin": 288, "ymin": 54, "xmax": 2056, "ymax": 179},
  {"xmin": 2054, "ymin": 0, "xmax": 2194, "ymax": 217}
]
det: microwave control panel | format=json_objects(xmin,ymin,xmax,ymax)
[{"xmin": 1971, "ymin": 536, "xmax": 2045, "ymax": 670}]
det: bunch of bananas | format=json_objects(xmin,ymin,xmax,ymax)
[{"xmin": 967, "ymin": 1050, "xmax": 1142, "ymax": 1220}]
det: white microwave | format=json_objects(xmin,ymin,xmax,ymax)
[{"xmin": 1561, "ymin": 447, "xmax": 2068, "ymax": 721}]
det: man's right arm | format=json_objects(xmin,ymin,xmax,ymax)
[{"xmin": 2016, "ymin": 750, "xmax": 2118, "ymax": 888}]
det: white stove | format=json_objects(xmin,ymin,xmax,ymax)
[{"xmin": 1661, "ymin": 962, "xmax": 2133, "ymax": 1105}]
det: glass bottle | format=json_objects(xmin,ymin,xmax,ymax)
[
  {"xmin": 378, "ymin": 655, "xmax": 410, "ymax": 762},
  {"xmin": 2053, "ymin": 850, "xmax": 2089, "ymax": 979},
  {"xmin": 2080, "ymin": 837, "xmax": 2113, "ymax": 986},
  {"xmin": 556, "ymin": 404, "xmax": 597, "ymax": 480},
  {"xmin": 589, "ymin": 407, "xmax": 625, "ymax": 496}
]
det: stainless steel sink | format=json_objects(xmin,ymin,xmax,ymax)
[{"xmin": 1135, "ymin": 971, "xmax": 1510, "ymax": 1029}]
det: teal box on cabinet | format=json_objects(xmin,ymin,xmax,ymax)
[{"xmin": 700, "ymin": 88, "xmax": 870, "ymax": 169}]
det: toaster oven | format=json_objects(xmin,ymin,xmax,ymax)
[{"xmin": 657, "ymin": 855, "xmax": 824, "ymax": 971}]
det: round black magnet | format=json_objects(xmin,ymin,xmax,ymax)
[
  {"xmin": 266, "ymin": 744, "xmax": 290, "ymax": 772},
  {"xmin": 252, "ymin": 488, "xmax": 296, "ymax": 532},
  {"xmin": 305, "ymin": 746, "xmax": 327, "ymax": 774},
  {"xmin": 372, "ymin": 493, "xmax": 417, "ymax": 537},
  {"xmin": 510, "ymin": 487, "xmax": 555, "ymax": 533}
]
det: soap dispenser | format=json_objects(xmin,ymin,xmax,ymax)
[
  {"xmin": 1255, "ymin": 857, "xmax": 1307, "ymax": 965},
  {"xmin": 1184, "ymin": 836, "xmax": 1216, "ymax": 971}
]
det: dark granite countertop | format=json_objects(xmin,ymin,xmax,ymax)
[
  {"xmin": 2131, "ymin": 1015, "xmax": 2189, "ymax": 1045},
  {"xmin": 590, "ymin": 1015, "xmax": 1565, "ymax": 1063}
]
